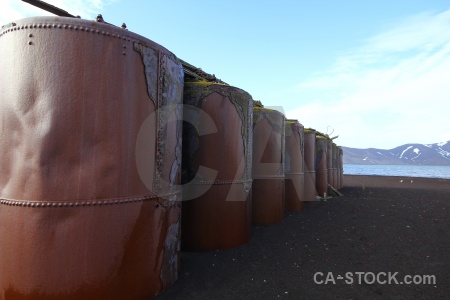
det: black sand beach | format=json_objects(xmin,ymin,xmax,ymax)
[{"xmin": 156, "ymin": 175, "xmax": 450, "ymax": 300}]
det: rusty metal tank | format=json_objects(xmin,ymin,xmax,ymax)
[
  {"xmin": 315, "ymin": 136, "xmax": 328, "ymax": 198},
  {"xmin": 337, "ymin": 144, "xmax": 341, "ymax": 188},
  {"xmin": 339, "ymin": 146, "xmax": 344, "ymax": 189},
  {"xmin": 284, "ymin": 120, "xmax": 305, "ymax": 212},
  {"xmin": 252, "ymin": 104, "xmax": 285, "ymax": 225},
  {"xmin": 303, "ymin": 129, "xmax": 317, "ymax": 202},
  {"xmin": 326, "ymin": 140, "xmax": 333, "ymax": 188},
  {"xmin": 0, "ymin": 17, "xmax": 183, "ymax": 299},
  {"xmin": 336, "ymin": 146, "xmax": 341, "ymax": 189},
  {"xmin": 332, "ymin": 143, "xmax": 339, "ymax": 189},
  {"xmin": 181, "ymin": 81, "xmax": 253, "ymax": 251}
]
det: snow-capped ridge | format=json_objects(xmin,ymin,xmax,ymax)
[{"xmin": 342, "ymin": 140, "xmax": 450, "ymax": 166}]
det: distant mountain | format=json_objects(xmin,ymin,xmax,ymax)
[{"xmin": 342, "ymin": 141, "xmax": 450, "ymax": 166}]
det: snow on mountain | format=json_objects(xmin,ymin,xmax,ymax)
[
  {"xmin": 399, "ymin": 146, "xmax": 412, "ymax": 159},
  {"xmin": 342, "ymin": 140, "xmax": 450, "ymax": 166}
]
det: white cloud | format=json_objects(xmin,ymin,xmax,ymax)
[
  {"xmin": 289, "ymin": 9, "xmax": 450, "ymax": 149},
  {"xmin": 0, "ymin": 0, "xmax": 118, "ymax": 26}
]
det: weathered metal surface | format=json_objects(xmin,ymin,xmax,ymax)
[
  {"xmin": 284, "ymin": 120, "xmax": 304, "ymax": 212},
  {"xmin": 315, "ymin": 136, "xmax": 328, "ymax": 198},
  {"xmin": 326, "ymin": 140, "xmax": 333, "ymax": 188},
  {"xmin": 252, "ymin": 106, "xmax": 285, "ymax": 225},
  {"xmin": 339, "ymin": 146, "xmax": 344, "ymax": 189},
  {"xmin": 0, "ymin": 17, "xmax": 183, "ymax": 299},
  {"xmin": 332, "ymin": 143, "xmax": 339, "ymax": 189},
  {"xmin": 181, "ymin": 82, "xmax": 253, "ymax": 251},
  {"xmin": 336, "ymin": 146, "xmax": 341, "ymax": 189},
  {"xmin": 303, "ymin": 129, "xmax": 317, "ymax": 202}
]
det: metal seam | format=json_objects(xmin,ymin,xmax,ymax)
[
  {"xmin": 0, "ymin": 22, "xmax": 135, "ymax": 41},
  {"xmin": 0, "ymin": 22, "xmax": 179, "ymax": 60},
  {"xmin": 0, "ymin": 23, "xmax": 170, "ymax": 53},
  {"xmin": 0, "ymin": 192, "xmax": 181, "ymax": 208},
  {"xmin": 190, "ymin": 179, "xmax": 253, "ymax": 185},
  {"xmin": 253, "ymin": 176, "xmax": 285, "ymax": 180}
]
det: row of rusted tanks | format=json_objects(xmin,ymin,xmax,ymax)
[{"xmin": 0, "ymin": 14, "xmax": 343, "ymax": 300}]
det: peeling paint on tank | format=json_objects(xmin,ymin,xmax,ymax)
[{"xmin": 133, "ymin": 43, "xmax": 158, "ymax": 105}]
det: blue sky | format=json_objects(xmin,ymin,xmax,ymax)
[{"xmin": 2, "ymin": 0, "xmax": 450, "ymax": 149}]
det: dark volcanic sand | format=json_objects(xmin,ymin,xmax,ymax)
[{"xmin": 156, "ymin": 175, "xmax": 450, "ymax": 300}]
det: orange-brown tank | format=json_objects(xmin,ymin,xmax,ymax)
[
  {"xmin": 303, "ymin": 129, "xmax": 317, "ymax": 202},
  {"xmin": 332, "ymin": 143, "xmax": 339, "ymax": 189},
  {"xmin": 315, "ymin": 136, "xmax": 328, "ymax": 198},
  {"xmin": 0, "ymin": 17, "xmax": 183, "ymax": 299},
  {"xmin": 326, "ymin": 140, "xmax": 333, "ymax": 188},
  {"xmin": 284, "ymin": 120, "xmax": 304, "ymax": 212},
  {"xmin": 339, "ymin": 146, "xmax": 344, "ymax": 189},
  {"xmin": 252, "ymin": 105, "xmax": 285, "ymax": 225},
  {"xmin": 181, "ymin": 82, "xmax": 253, "ymax": 251},
  {"xmin": 338, "ymin": 145, "xmax": 341, "ymax": 188}
]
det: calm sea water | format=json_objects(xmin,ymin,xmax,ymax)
[{"xmin": 344, "ymin": 164, "xmax": 450, "ymax": 179}]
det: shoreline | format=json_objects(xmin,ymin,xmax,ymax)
[{"xmin": 344, "ymin": 174, "xmax": 450, "ymax": 190}]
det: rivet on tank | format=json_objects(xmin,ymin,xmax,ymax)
[
  {"xmin": 180, "ymin": 63, "xmax": 253, "ymax": 251},
  {"xmin": 303, "ymin": 128, "xmax": 318, "ymax": 202},
  {"xmin": 252, "ymin": 101, "xmax": 286, "ymax": 225},
  {"xmin": 284, "ymin": 119, "xmax": 305, "ymax": 212},
  {"xmin": 0, "ymin": 13, "xmax": 183, "ymax": 299}
]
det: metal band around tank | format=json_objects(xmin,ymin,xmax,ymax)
[
  {"xmin": 190, "ymin": 179, "xmax": 253, "ymax": 185},
  {"xmin": 253, "ymin": 175, "xmax": 285, "ymax": 179},
  {"xmin": 0, "ymin": 192, "xmax": 181, "ymax": 208},
  {"xmin": 1, "ymin": 21, "xmax": 136, "ymax": 41}
]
